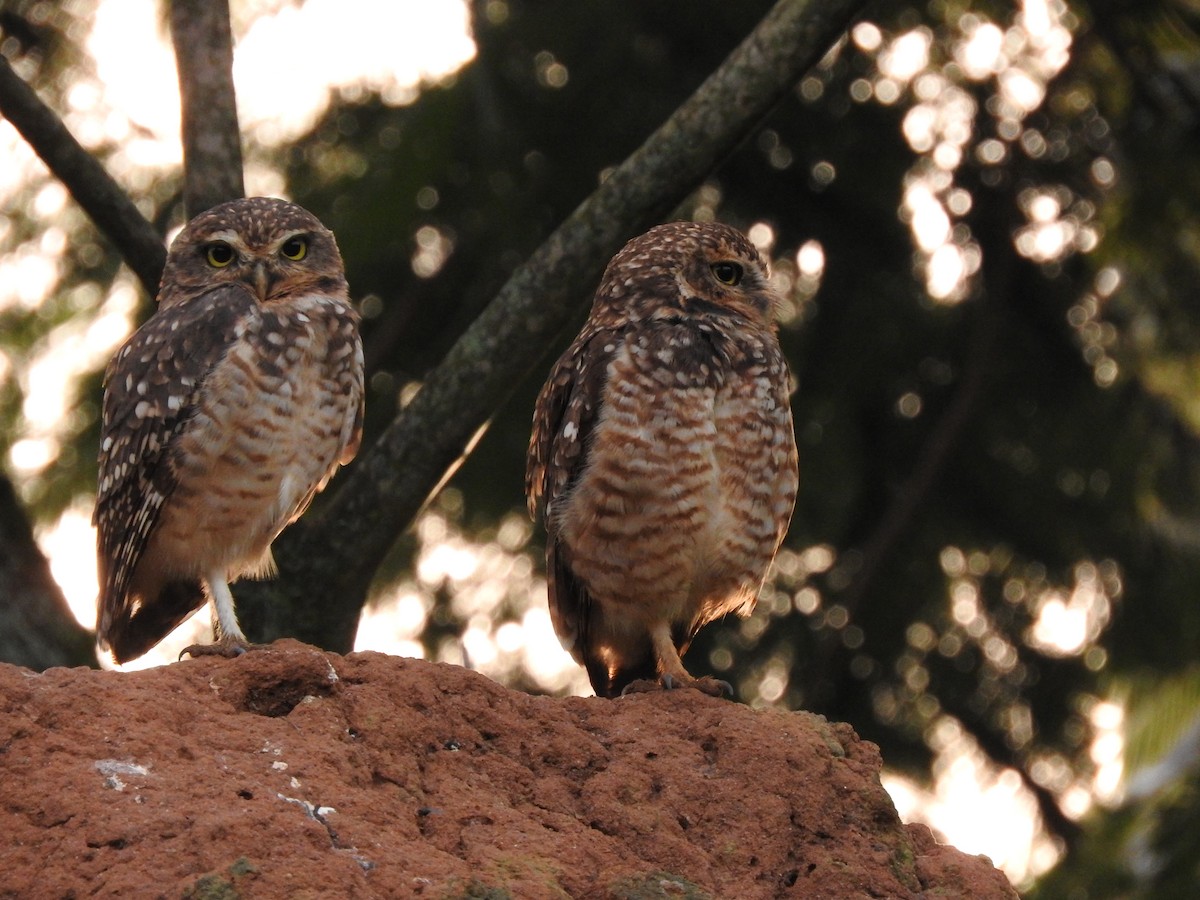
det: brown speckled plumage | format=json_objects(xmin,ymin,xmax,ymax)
[
  {"xmin": 526, "ymin": 221, "xmax": 798, "ymax": 697},
  {"xmin": 94, "ymin": 197, "xmax": 364, "ymax": 663}
]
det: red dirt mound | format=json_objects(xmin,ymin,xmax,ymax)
[{"xmin": 0, "ymin": 640, "xmax": 1015, "ymax": 898}]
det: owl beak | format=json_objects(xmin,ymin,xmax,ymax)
[{"xmin": 251, "ymin": 261, "xmax": 271, "ymax": 301}]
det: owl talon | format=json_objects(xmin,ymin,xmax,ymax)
[
  {"xmin": 618, "ymin": 674, "xmax": 734, "ymax": 699},
  {"xmin": 675, "ymin": 675, "xmax": 734, "ymax": 698},
  {"xmin": 619, "ymin": 678, "xmax": 665, "ymax": 696},
  {"xmin": 178, "ymin": 640, "xmax": 254, "ymax": 661},
  {"xmin": 697, "ymin": 677, "xmax": 735, "ymax": 699}
]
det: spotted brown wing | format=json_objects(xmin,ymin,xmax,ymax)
[
  {"xmin": 94, "ymin": 284, "xmax": 258, "ymax": 656},
  {"xmin": 526, "ymin": 324, "xmax": 622, "ymax": 668}
]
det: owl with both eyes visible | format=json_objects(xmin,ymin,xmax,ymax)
[
  {"xmin": 93, "ymin": 197, "xmax": 364, "ymax": 663},
  {"xmin": 527, "ymin": 221, "xmax": 799, "ymax": 698}
]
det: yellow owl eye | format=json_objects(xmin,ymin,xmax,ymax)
[
  {"xmin": 205, "ymin": 242, "xmax": 235, "ymax": 267},
  {"xmin": 280, "ymin": 236, "xmax": 308, "ymax": 260},
  {"xmin": 711, "ymin": 262, "xmax": 743, "ymax": 285}
]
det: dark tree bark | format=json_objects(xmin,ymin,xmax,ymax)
[
  {"xmin": 169, "ymin": 0, "xmax": 244, "ymax": 216},
  {"xmin": 0, "ymin": 473, "xmax": 96, "ymax": 670}
]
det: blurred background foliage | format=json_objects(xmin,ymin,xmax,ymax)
[{"xmin": 6, "ymin": 0, "xmax": 1200, "ymax": 893}]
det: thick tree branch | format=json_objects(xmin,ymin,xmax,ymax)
[
  {"xmin": 0, "ymin": 55, "xmax": 166, "ymax": 295},
  {"xmin": 244, "ymin": 0, "xmax": 869, "ymax": 648},
  {"xmin": 169, "ymin": 0, "xmax": 244, "ymax": 215},
  {"xmin": 0, "ymin": 472, "xmax": 97, "ymax": 670}
]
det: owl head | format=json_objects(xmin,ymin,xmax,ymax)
[
  {"xmin": 156, "ymin": 197, "xmax": 347, "ymax": 309},
  {"xmin": 593, "ymin": 221, "xmax": 781, "ymax": 328}
]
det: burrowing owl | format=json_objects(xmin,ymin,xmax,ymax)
[
  {"xmin": 94, "ymin": 197, "xmax": 364, "ymax": 663},
  {"xmin": 526, "ymin": 221, "xmax": 798, "ymax": 698}
]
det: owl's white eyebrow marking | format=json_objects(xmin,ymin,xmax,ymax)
[{"xmin": 204, "ymin": 229, "xmax": 241, "ymax": 243}]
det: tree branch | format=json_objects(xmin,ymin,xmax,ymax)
[
  {"xmin": 0, "ymin": 55, "xmax": 166, "ymax": 295},
  {"xmin": 0, "ymin": 472, "xmax": 97, "ymax": 670},
  {"xmin": 243, "ymin": 0, "xmax": 869, "ymax": 648},
  {"xmin": 169, "ymin": 0, "xmax": 244, "ymax": 216}
]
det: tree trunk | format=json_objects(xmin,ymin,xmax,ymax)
[{"xmin": 0, "ymin": 473, "xmax": 97, "ymax": 670}]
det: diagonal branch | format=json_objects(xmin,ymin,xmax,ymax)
[
  {"xmin": 169, "ymin": 0, "xmax": 244, "ymax": 215},
  {"xmin": 0, "ymin": 55, "xmax": 166, "ymax": 295},
  {"xmin": 244, "ymin": 0, "xmax": 870, "ymax": 648}
]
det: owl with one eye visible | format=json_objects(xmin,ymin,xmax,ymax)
[
  {"xmin": 93, "ymin": 197, "xmax": 364, "ymax": 663},
  {"xmin": 526, "ymin": 221, "xmax": 799, "ymax": 698}
]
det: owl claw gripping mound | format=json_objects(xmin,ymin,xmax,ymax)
[
  {"xmin": 94, "ymin": 198, "xmax": 365, "ymax": 664},
  {"xmin": 526, "ymin": 222, "xmax": 799, "ymax": 699}
]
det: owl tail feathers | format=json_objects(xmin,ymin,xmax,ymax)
[{"xmin": 98, "ymin": 580, "xmax": 206, "ymax": 664}]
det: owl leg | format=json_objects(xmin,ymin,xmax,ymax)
[
  {"xmin": 621, "ymin": 622, "xmax": 733, "ymax": 698},
  {"xmin": 179, "ymin": 571, "xmax": 254, "ymax": 659}
]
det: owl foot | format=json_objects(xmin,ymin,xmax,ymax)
[
  {"xmin": 179, "ymin": 639, "xmax": 255, "ymax": 661},
  {"xmin": 686, "ymin": 675, "xmax": 735, "ymax": 698},
  {"xmin": 620, "ymin": 674, "xmax": 734, "ymax": 699}
]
